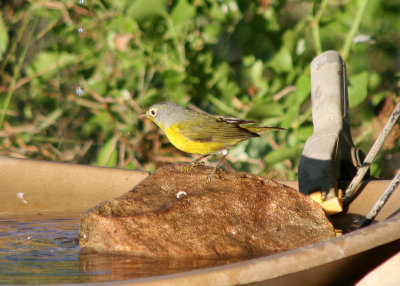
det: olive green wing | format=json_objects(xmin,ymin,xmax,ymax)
[{"xmin": 176, "ymin": 115, "xmax": 259, "ymax": 143}]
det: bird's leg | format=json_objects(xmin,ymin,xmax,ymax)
[
  {"xmin": 193, "ymin": 154, "xmax": 210, "ymax": 165},
  {"xmin": 205, "ymin": 149, "xmax": 228, "ymax": 184},
  {"xmin": 180, "ymin": 154, "xmax": 210, "ymax": 173}
]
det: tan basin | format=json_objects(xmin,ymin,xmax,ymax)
[{"xmin": 1, "ymin": 156, "xmax": 400, "ymax": 285}]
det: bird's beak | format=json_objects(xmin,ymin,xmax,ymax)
[{"xmin": 138, "ymin": 113, "xmax": 147, "ymax": 119}]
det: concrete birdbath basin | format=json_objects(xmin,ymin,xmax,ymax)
[{"xmin": 1, "ymin": 156, "xmax": 400, "ymax": 285}]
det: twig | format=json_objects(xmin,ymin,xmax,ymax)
[
  {"xmin": 272, "ymin": 86, "xmax": 296, "ymax": 101},
  {"xmin": 311, "ymin": 0, "xmax": 329, "ymax": 55},
  {"xmin": 40, "ymin": 1, "xmax": 73, "ymax": 25},
  {"xmin": 341, "ymin": 0, "xmax": 370, "ymax": 60},
  {"xmin": 343, "ymin": 102, "xmax": 400, "ymax": 204},
  {"xmin": 359, "ymin": 169, "xmax": 400, "ymax": 228}
]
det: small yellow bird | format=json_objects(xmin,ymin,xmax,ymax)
[{"xmin": 140, "ymin": 102, "xmax": 285, "ymax": 182}]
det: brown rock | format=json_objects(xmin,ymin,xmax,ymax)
[{"xmin": 79, "ymin": 164, "xmax": 335, "ymax": 258}]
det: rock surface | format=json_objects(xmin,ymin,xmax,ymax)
[{"xmin": 79, "ymin": 164, "xmax": 335, "ymax": 258}]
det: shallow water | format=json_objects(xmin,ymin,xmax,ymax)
[
  {"xmin": 0, "ymin": 215, "xmax": 242, "ymax": 284},
  {"xmin": 0, "ymin": 216, "xmax": 83, "ymax": 284}
]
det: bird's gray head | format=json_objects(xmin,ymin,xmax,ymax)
[{"xmin": 144, "ymin": 102, "xmax": 189, "ymax": 130}]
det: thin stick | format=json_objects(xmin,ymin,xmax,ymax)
[
  {"xmin": 341, "ymin": 0, "xmax": 370, "ymax": 61},
  {"xmin": 311, "ymin": 0, "xmax": 329, "ymax": 55},
  {"xmin": 343, "ymin": 102, "xmax": 400, "ymax": 205},
  {"xmin": 359, "ymin": 169, "xmax": 400, "ymax": 228}
]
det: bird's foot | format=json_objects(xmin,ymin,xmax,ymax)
[{"xmin": 179, "ymin": 160, "xmax": 205, "ymax": 173}]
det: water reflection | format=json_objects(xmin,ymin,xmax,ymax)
[
  {"xmin": 79, "ymin": 252, "xmax": 243, "ymax": 283},
  {"xmin": 0, "ymin": 216, "xmax": 82, "ymax": 284},
  {"xmin": 75, "ymin": 85, "xmax": 85, "ymax": 96},
  {"xmin": 0, "ymin": 216, "xmax": 246, "ymax": 284}
]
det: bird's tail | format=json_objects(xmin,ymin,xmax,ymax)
[{"xmin": 242, "ymin": 125, "xmax": 286, "ymax": 133}]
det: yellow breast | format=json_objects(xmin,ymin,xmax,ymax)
[{"xmin": 164, "ymin": 124, "xmax": 225, "ymax": 155}]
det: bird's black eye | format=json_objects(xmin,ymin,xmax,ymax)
[{"xmin": 150, "ymin": 109, "xmax": 157, "ymax": 116}]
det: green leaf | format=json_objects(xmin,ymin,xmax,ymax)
[
  {"xmin": 348, "ymin": 71, "xmax": 369, "ymax": 108},
  {"xmin": 128, "ymin": 0, "xmax": 167, "ymax": 21},
  {"xmin": 295, "ymin": 73, "xmax": 311, "ymax": 102},
  {"xmin": 368, "ymin": 71, "xmax": 381, "ymax": 91},
  {"xmin": 37, "ymin": 109, "xmax": 63, "ymax": 131},
  {"xmin": 297, "ymin": 125, "xmax": 314, "ymax": 141},
  {"xmin": 0, "ymin": 13, "xmax": 8, "ymax": 60},
  {"xmin": 246, "ymin": 101, "xmax": 283, "ymax": 120},
  {"xmin": 171, "ymin": 0, "xmax": 195, "ymax": 25},
  {"xmin": 107, "ymin": 15, "xmax": 138, "ymax": 34},
  {"xmin": 27, "ymin": 52, "xmax": 76, "ymax": 80},
  {"xmin": 264, "ymin": 144, "xmax": 303, "ymax": 166},
  {"xmin": 164, "ymin": 69, "xmax": 186, "ymax": 87},
  {"xmin": 203, "ymin": 24, "xmax": 221, "ymax": 44},
  {"xmin": 371, "ymin": 91, "xmax": 391, "ymax": 106},
  {"xmin": 267, "ymin": 46, "xmax": 293, "ymax": 73},
  {"xmin": 83, "ymin": 112, "xmax": 112, "ymax": 137},
  {"xmin": 97, "ymin": 137, "xmax": 118, "ymax": 167},
  {"xmin": 280, "ymin": 73, "xmax": 310, "ymax": 127}
]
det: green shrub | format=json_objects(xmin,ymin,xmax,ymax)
[{"xmin": 1, "ymin": 0, "xmax": 399, "ymax": 179}]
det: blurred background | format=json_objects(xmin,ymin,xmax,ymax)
[{"xmin": 0, "ymin": 0, "xmax": 399, "ymax": 180}]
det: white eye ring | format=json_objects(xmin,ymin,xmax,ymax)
[{"xmin": 149, "ymin": 108, "xmax": 157, "ymax": 117}]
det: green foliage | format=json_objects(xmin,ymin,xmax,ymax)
[
  {"xmin": 0, "ymin": 13, "xmax": 8, "ymax": 60},
  {"xmin": 0, "ymin": 0, "xmax": 399, "ymax": 179},
  {"xmin": 348, "ymin": 71, "xmax": 369, "ymax": 108}
]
